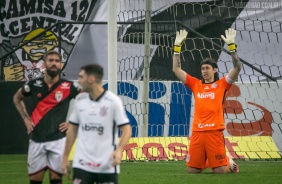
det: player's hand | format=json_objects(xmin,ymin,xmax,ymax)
[
  {"xmin": 111, "ymin": 148, "xmax": 123, "ymax": 166},
  {"xmin": 174, "ymin": 30, "xmax": 188, "ymax": 53},
  {"xmin": 3, "ymin": 63, "xmax": 24, "ymax": 81},
  {"xmin": 174, "ymin": 30, "xmax": 188, "ymax": 46},
  {"xmin": 23, "ymin": 117, "xmax": 34, "ymax": 134},
  {"xmin": 62, "ymin": 157, "xmax": 71, "ymax": 179},
  {"xmin": 221, "ymin": 28, "xmax": 236, "ymax": 44},
  {"xmin": 59, "ymin": 122, "xmax": 69, "ymax": 132}
]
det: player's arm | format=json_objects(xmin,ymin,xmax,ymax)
[
  {"xmin": 228, "ymin": 52, "xmax": 242, "ymax": 81},
  {"xmin": 112, "ymin": 98, "xmax": 132, "ymax": 166},
  {"xmin": 173, "ymin": 30, "xmax": 188, "ymax": 83},
  {"xmin": 62, "ymin": 123, "xmax": 78, "ymax": 178},
  {"xmin": 112, "ymin": 123, "xmax": 131, "ymax": 166},
  {"xmin": 13, "ymin": 88, "xmax": 29, "ymax": 120},
  {"xmin": 221, "ymin": 28, "xmax": 242, "ymax": 82},
  {"xmin": 116, "ymin": 124, "xmax": 132, "ymax": 152},
  {"xmin": 13, "ymin": 86, "xmax": 34, "ymax": 134}
]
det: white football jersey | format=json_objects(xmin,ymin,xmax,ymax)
[{"xmin": 69, "ymin": 90, "xmax": 129, "ymax": 174}]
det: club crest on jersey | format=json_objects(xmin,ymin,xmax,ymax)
[
  {"xmin": 55, "ymin": 91, "xmax": 63, "ymax": 102},
  {"xmin": 211, "ymin": 83, "xmax": 218, "ymax": 88},
  {"xmin": 99, "ymin": 106, "xmax": 108, "ymax": 116},
  {"xmin": 34, "ymin": 80, "xmax": 43, "ymax": 87}
]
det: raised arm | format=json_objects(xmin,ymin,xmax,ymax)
[
  {"xmin": 228, "ymin": 52, "xmax": 242, "ymax": 81},
  {"xmin": 173, "ymin": 30, "xmax": 188, "ymax": 83},
  {"xmin": 173, "ymin": 54, "xmax": 187, "ymax": 83},
  {"xmin": 221, "ymin": 28, "xmax": 242, "ymax": 81}
]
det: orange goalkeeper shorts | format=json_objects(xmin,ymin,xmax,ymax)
[{"xmin": 186, "ymin": 130, "xmax": 227, "ymax": 170}]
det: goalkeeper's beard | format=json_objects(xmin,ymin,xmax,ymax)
[{"xmin": 46, "ymin": 67, "xmax": 61, "ymax": 78}]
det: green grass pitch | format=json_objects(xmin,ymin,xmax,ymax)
[{"xmin": 0, "ymin": 155, "xmax": 281, "ymax": 184}]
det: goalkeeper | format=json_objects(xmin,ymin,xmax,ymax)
[{"xmin": 172, "ymin": 28, "xmax": 241, "ymax": 174}]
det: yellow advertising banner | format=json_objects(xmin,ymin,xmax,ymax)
[{"xmin": 69, "ymin": 136, "xmax": 281, "ymax": 161}]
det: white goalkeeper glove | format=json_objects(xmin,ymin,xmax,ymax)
[
  {"xmin": 221, "ymin": 28, "xmax": 237, "ymax": 52},
  {"xmin": 174, "ymin": 30, "xmax": 188, "ymax": 54}
]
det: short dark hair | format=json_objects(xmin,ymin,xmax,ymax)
[
  {"xmin": 43, "ymin": 50, "xmax": 62, "ymax": 62},
  {"xmin": 200, "ymin": 58, "xmax": 219, "ymax": 83},
  {"xmin": 80, "ymin": 64, "xmax": 104, "ymax": 83}
]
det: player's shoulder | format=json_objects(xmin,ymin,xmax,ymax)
[
  {"xmin": 217, "ymin": 76, "xmax": 229, "ymax": 84},
  {"xmin": 60, "ymin": 78, "xmax": 74, "ymax": 85},
  {"xmin": 26, "ymin": 77, "xmax": 44, "ymax": 86},
  {"xmin": 105, "ymin": 90, "xmax": 119, "ymax": 98},
  {"xmin": 75, "ymin": 92, "xmax": 89, "ymax": 101},
  {"xmin": 104, "ymin": 91, "xmax": 122, "ymax": 103},
  {"xmin": 59, "ymin": 79, "xmax": 80, "ymax": 90},
  {"xmin": 213, "ymin": 76, "xmax": 232, "ymax": 89}
]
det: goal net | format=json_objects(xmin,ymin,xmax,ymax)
[{"xmin": 114, "ymin": 0, "xmax": 282, "ymax": 161}]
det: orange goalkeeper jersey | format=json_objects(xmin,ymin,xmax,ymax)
[{"xmin": 184, "ymin": 74, "xmax": 232, "ymax": 131}]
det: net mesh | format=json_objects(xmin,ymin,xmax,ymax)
[
  {"xmin": 116, "ymin": 0, "xmax": 282, "ymax": 160},
  {"xmin": 0, "ymin": 0, "xmax": 281, "ymax": 160}
]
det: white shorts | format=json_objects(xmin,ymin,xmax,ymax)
[{"xmin": 27, "ymin": 137, "xmax": 66, "ymax": 175}]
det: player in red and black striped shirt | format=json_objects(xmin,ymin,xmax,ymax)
[{"xmin": 13, "ymin": 50, "xmax": 80, "ymax": 184}]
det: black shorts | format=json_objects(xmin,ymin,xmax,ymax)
[{"xmin": 73, "ymin": 168, "xmax": 118, "ymax": 184}]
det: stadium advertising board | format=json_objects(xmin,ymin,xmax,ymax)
[{"xmin": 67, "ymin": 81, "xmax": 282, "ymax": 160}]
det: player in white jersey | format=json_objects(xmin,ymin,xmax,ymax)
[{"xmin": 62, "ymin": 64, "xmax": 132, "ymax": 184}]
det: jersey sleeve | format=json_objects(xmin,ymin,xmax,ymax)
[
  {"xmin": 69, "ymin": 98, "xmax": 79, "ymax": 125},
  {"xmin": 184, "ymin": 73, "xmax": 198, "ymax": 91},
  {"xmin": 21, "ymin": 81, "xmax": 32, "ymax": 96},
  {"xmin": 114, "ymin": 97, "xmax": 130, "ymax": 126},
  {"xmin": 70, "ymin": 82, "xmax": 81, "ymax": 98},
  {"xmin": 222, "ymin": 76, "xmax": 233, "ymax": 90}
]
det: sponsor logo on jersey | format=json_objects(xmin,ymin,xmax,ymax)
[
  {"xmin": 34, "ymin": 80, "xmax": 43, "ymax": 87},
  {"xmin": 198, "ymin": 123, "xmax": 215, "ymax": 128},
  {"xmin": 61, "ymin": 82, "xmax": 70, "ymax": 89},
  {"xmin": 204, "ymin": 86, "xmax": 210, "ymax": 90},
  {"xmin": 215, "ymin": 154, "xmax": 226, "ymax": 160},
  {"xmin": 79, "ymin": 159, "xmax": 101, "ymax": 167},
  {"xmin": 55, "ymin": 91, "xmax": 63, "ymax": 102},
  {"xmin": 197, "ymin": 92, "xmax": 215, "ymax": 99},
  {"xmin": 82, "ymin": 124, "xmax": 104, "ymax": 135}
]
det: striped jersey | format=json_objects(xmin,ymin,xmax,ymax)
[
  {"xmin": 22, "ymin": 77, "xmax": 80, "ymax": 142},
  {"xmin": 69, "ymin": 90, "xmax": 130, "ymax": 174}
]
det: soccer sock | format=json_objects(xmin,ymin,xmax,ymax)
[
  {"xmin": 50, "ymin": 179, "xmax": 62, "ymax": 184},
  {"xmin": 30, "ymin": 180, "xmax": 42, "ymax": 184}
]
